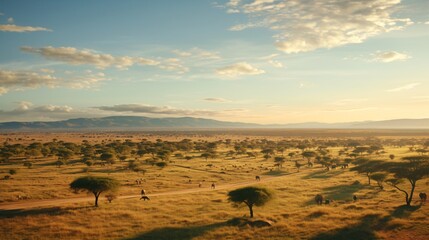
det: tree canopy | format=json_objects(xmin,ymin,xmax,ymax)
[
  {"xmin": 228, "ymin": 186, "xmax": 273, "ymax": 218},
  {"xmin": 70, "ymin": 176, "xmax": 120, "ymax": 207},
  {"xmin": 385, "ymin": 155, "xmax": 429, "ymax": 206}
]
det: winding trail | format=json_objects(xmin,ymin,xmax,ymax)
[{"xmin": 0, "ymin": 172, "xmax": 294, "ymax": 211}]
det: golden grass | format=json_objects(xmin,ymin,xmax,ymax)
[{"xmin": 0, "ymin": 132, "xmax": 428, "ymax": 239}]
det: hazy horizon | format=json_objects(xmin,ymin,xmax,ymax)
[{"xmin": 1, "ymin": 0, "xmax": 428, "ymax": 124}]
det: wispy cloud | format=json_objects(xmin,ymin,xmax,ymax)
[
  {"xmin": 94, "ymin": 103, "xmax": 248, "ymax": 118},
  {"xmin": 158, "ymin": 58, "xmax": 189, "ymax": 74},
  {"xmin": 0, "ymin": 101, "xmax": 72, "ymax": 116},
  {"xmin": 95, "ymin": 104, "xmax": 219, "ymax": 116},
  {"xmin": 323, "ymin": 107, "xmax": 377, "ymax": 113},
  {"xmin": 172, "ymin": 48, "xmax": 220, "ymax": 60},
  {"xmin": 225, "ymin": 0, "xmax": 412, "ymax": 53},
  {"xmin": 0, "ymin": 69, "xmax": 107, "ymax": 94},
  {"xmin": 331, "ymin": 98, "xmax": 368, "ymax": 106},
  {"xmin": 372, "ymin": 51, "xmax": 410, "ymax": 63},
  {"xmin": 259, "ymin": 53, "xmax": 283, "ymax": 68},
  {"xmin": 66, "ymin": 72, "xmax": 108, "ymax": 89},
  {"xmin": 21, "ymin": 46, "xmax": 159, "ymax": 69},
  {"xmin": 0, "ymin": 24, "xmax": 52, "ymax": 32},
  {"xmin": 203, "ymin": 97, "xmax": 231, "ymax": 103},
  {"xmin": 386, "ymin": 83, "xmax": 420, "ymax": 92},
  {"xmin": 0, "ymin": 70, "xmax": 57, "ymax": 93},
  {"xmin": 216, "ymin": 62, "xmax": 265, "ymax": 77}
]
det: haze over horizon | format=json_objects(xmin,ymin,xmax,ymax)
[{"xmin": 1, "ymin": 0, "xmax": 428, "ymax": 124}]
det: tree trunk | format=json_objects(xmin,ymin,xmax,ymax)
[
  {"xmin": 389, "ymin": 183, "xmax": 410, "ymax": 206},
  {"xmin": 248, "ymin": 204, "xmax": 254, "ymax": 218},
  {"xmin": 407, "ymin": 181, "xmax": 416, "ymax": 206},
  {"xmin": 94, "ymin": 192, "xmax": 101, "ymax": 207},
  {"xmin": 367, "ymin": 173, "xmax": 371, "ymax": 185}
]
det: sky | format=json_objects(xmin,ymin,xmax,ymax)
[{"xmin": 0, "ymin": 0, "xmax": 428, "ymax": 124}]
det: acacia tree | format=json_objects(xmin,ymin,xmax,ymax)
[
  {"xmin": 70, "ymin": 176, "xmax": 120, "ymax": 207},
  {"xmin": 274, "ymin": 156, "xmax": 285, "ymax": 169},
  {"xmin": 350, "ymin": 159, "xmax": 383, "ymax": 185},
  {"xmin": 370, "ymin": 172, "xmax": 388, "ymax": 190},
  {"xmin": 386, "ymin": 156, "xmax": 429, "ymax": 206},
  {"xmin": 228, "ymin": 186, "xmax": 273, "ymax": 218},
  {"xmin": 302, "ymin": 151, "xmax": 316, "ymax": 163}
]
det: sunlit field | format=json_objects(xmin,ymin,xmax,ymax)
[{"xmin": 0, "ymin": 130, "xmax": 428, "ymax": 240}]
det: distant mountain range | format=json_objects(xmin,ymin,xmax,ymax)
[{"xmin": 0, "ymin": 116, "xmax": 429, "ymax": 130}]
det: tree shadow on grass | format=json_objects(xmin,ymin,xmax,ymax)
[
  {"xmin": 310, "ymin": 214, "xmax": 390, "ymax": 240},
  {"xmin": 262, "ymin": 170, "xmax": 289, "ymax": 176},
  {"xmin": 302, "ymin": 170, "xmax": 344, "ymax": 179},
  {"xmin": 391, "ymin": 205, "xmax": 420, "ymax": 218},
  {"xmin": 126, "ymin": 221, "xmax": 228, "ymax": 240},
  {"xmin": 0, "ymin": 206, "xmax": 91, "ymax": 219},
  {"xmin": 310, "ymin": 205, "xmax": 421, "ymax": 239},
  {"xmin": 304, "ymin": 182, "xmax": 366, "ymax": 206},
  {"xmin": 322, "ymin": 183, "xmax": 366, "ymax": 201}
]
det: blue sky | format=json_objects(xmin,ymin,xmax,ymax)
[{"xmin": 0, "ymin": 0, "xmax": 428, "ymax": 123}]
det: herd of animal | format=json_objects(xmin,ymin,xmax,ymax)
[{"xmin": 314, "ymin": 192, "xmax": 427, "ymax": 205}]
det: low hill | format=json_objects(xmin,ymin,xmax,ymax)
[{"xmin": 0, "ymin": 116, "xmax": 428, "ymax": 129}]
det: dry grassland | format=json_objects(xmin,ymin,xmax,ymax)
[{"xmin": 0, "ymin": 130, "xmax": 428, "ymax": 240}]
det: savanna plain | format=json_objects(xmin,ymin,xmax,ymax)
[{"xmin": 0, "ymin": 130, "xmax": 428, "ymax": 240}]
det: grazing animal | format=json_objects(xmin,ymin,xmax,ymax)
[
  {"xmin": 419, "ymin": 192, "xmax": 427, "ymax": 204},
  {"xmin": 315, "ymin": 194, "xmax": 324, "ymax": 205},
  {"xmin": 325, "ymin": 199, "xmax": 331, "ymax": 204},
  {"xmin": 140, "ymin": 196, "xmax": 150, "ymax": 201},
  {"xmin": 211, "ymin": 183, "xmax": 216, "ymax": 189},
  {"xmin": 353, "ymin": 195, "xmax": 358, "ymax": 201},
  {"xmin": 342, "ymin": 163, "xmax": 349, "ymax": 169},
  {"xmin": 307, "ymin": 162, "xmax": 313, "ymax": 167},
  {"xmin": 295, "ymin": 161, "xmax": 303, "ymax": 172},
  {"xmin": 255, "ymin": 176, "xmax": 261, "ymax": 181},
  {"xmin": 141, "ymin": 189, "xmax": 146, "ymax": 196}
]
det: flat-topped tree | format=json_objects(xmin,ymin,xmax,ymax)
[
  {"xmin": 228, "ymin": 186, "xmax": 273, "ymax": 218},
  {"xmin": 386, "ymin": 156, "xmax": 429, "ymax": 206},
  {"xmin": 350, "ymin": 159, "xmax": 384, "ymax": 185},
  {"xmin": 70, "ymin": 176, "xmax": 120, "ymax": 207}
]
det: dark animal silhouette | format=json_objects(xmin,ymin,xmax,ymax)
[
  {"xmin": 420, "ymin": 192, "xmax": 427, "ymax": 204},
  {"xmin": 255, "ymin": 176, "xmax": 261, "ymax": 181},
  {"xmin": 211, "ymin": 183, "xmax": 216, "ymax": 189},
  {"xmin": 353, "ymin": 195, "xmax": 358, "ymax": 201},
  {"xmin": 295, "ymin": 161, "xmax": 303, "ymax": 172},
  {"xmin": 140, "ymin": 196, "xmax": 150, "ymax": 201},
  {"xmin": 315, "ymin": 194, "xmax": 323, "ymax": 205}
]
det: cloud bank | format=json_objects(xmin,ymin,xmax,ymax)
[
  {"xmin": 0, "ymin": 70, "xmax": 107, "ymax": 94},
  {"xmin": 226, "ymin": 0, "xmax": 412, "ymax": 53},
  {"xmin": 0, "ymin": 24, "xmax": 52, "ymax": 32},
  {"xmin": 21, "ymin": 46, "xmax": 160, "ymax": 69},
  {"xmin": 95, "ymin": 104, "xmax": 219, "ymax": 116}
]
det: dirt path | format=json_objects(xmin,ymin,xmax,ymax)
[{"xmin": 0, "ymin": 173, "xmax": 294, "ymax": 211}]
